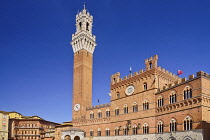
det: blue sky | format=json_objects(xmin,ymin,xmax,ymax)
[{"xmin": 0, "ymin": 0, "xmax": 210, "ymax": 123}]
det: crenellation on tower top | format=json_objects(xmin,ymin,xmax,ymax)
[
  {"xmin": 145, "ymin": 55, "xmax": 158, "ymax": 71},
  {"xmin": 71, "ymin": 7, "xmax": 96, "ymax": 54},
  {"xmin": 111, "ymin": 72, "xmax": 120, "ymax": 84}
]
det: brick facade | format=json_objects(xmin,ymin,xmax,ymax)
[{"xmin": 55, "ymin": 7, "xmax": 210, "ymax": 140}]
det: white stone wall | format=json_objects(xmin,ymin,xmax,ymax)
[
  {"xmin": 61, "ymin": 131, "xmax": 84, "ymax": 140},
  {"xmin": 82, "ymin": 129, "xmax": 203, "ymax": 140}
]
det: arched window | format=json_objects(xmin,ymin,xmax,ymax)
[
  {"xmin": 79, "ymin": 22, "xmax": 82, "ymax": 30},
  {"xmin": 132, "ymin": 125, "xmax": 138, "ymax": 135},
  {"xmin": 170, "ymin": 91, "xmax": 176, "ymax": 104},
  {"xmin": 149, "ymin": 62, "xmax": 152, "ymax": 69},
  {"xmin": 133, "ymin": 102, "xmax": 138, "ymax": 112},
  {"xmin": 90, "ymin": 111, "xmax": 94, "ymax": 119},
  {"xmin": 86, "ymin": 22, "xmax": 89, "ymax": 31},
  {"xmin": 184, "ymin": 86, "xmax": 192, "ymax": 100},
  {"xmin": 143, "ymin": 100, "xmax": 149, "ymax": 110},
  {"xmin": 84, "ymin": 130, "xmax": 86, "ymax": 137},
  {"xmin": 143, "ymin": 123, "xmax": 149, "ymax": 134},
  {"xmin": 157, "ymin": 121, "xmax": 163, "ymax": 133},
  {"xmin": 97, "ymin": 128, "xmax": 101, "ymax": 136},
  {"xmin": 170, "ymin": 119, "xmax": 177, "ymax": 132},
  {"xmin": 123, "ymin": 126, "xmax": 128, "ymax": 135},
  {"xmin": 115, "ymin": 127, "xmax": 119, "ymax": 136},
  {"xmin": 184, "ymin": 116, "xmax": 192, "ymax": 130},
  {"xmin": 157, "ymin": 96, "xmax": 164, "ymax": 107},
  {"xmin": 98, "ymin": 110, "xmax": 102, "ymax": 118},
  {"xmin": 115, "ymin": 107, "xmax": 119, "ymax": 116},
  {"xmin": 90, "ymin": 129, "xmax": 94, "ymax": 137},
  {"xmin": 106, "ymin": 109, "xmax": 110, "ymax": 117},
  {"xmin": 124, "ymin": 104, "xmax": 128, "ymax": 114},
  {"xmin": 64, "ymin": 135, "xmax": 71, "ymax": 140},
  {"xmin": 105, "ymin": 128, "xmax": 110, "ymax": 136},
  {"xmin": 143, "ymin": 82, "xmax": 147, "ymax": 90}
]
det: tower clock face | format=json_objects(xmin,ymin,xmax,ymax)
[
  {"xmin": 125, "ymin": 85, "xmax": 135, "ymax": 95},
  {"xmin": 74, "ymin": 104, "xmax": 80, "ymax": 111}
]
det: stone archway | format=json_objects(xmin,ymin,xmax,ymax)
[
  {"xmin": 64, "ymin": 135, "xmax": 71, "ymax": 140},
  {"xmin": 74, "ymin": 136, "xmax": 80, "ymax": 140}
]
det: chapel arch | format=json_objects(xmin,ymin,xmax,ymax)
[{"xmin": 74, "ymin": 136, "xmax": 80, "ymax": 140}]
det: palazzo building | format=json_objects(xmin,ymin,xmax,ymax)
[
  {"xmin": 8, "ymin": 112, "xmax": 60, "ymax": 140},
  {"xmin": 55, "ymin": 6, "xmax": 210, "ymax": 140},
  {"xmin": 0, "ymin": 111, "xmax": 9, "ymax": 140}
]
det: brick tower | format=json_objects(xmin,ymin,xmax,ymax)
[{"xmin": 71, "ymin": 6, "xmax": 96, "ymax": 121}]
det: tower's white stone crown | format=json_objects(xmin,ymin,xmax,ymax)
[{"xmin": 71, "ymin": 8, "xmax": 96, "ymax": 54}]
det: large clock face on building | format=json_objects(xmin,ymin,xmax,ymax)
[
  {"xmin": 125, "ymin": 85, "xmax": 135, "ymax": 95},
  {"xmin": 74, "ymin": 104, "xmax": 80, "ymax": 111}
]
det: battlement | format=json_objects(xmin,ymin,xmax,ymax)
[
  {"xmin": 145, "ymin": 55, "xmax": 158, "ymax": 70},
  {"xmin": 111, "ymin": 66, "xmax": 179, "ymax": 85},
  {"xmin": 157, "ymin": 71, "xmax": 210, "ymax": 93},
  {"xmin": 86, "ymin": 103, "xmax": 111, "ymax": 110},
  {"xmin": 157, "ymin": 66, "xmax": 179, "ymax": 79},
  {"xmin": 145, "ymin": 55, "xmax": 158, "ymax": 63}
]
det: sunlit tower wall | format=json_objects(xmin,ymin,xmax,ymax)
[{"xmin": 71, "ymin": 7, "xmax": 96, "ymax": 121}]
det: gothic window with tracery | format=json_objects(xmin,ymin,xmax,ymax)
[
  {"xmin": 157, "ymin": 96, "xmax": 164, "ymax": 107},
  {"xmin": 184, "ymin": 86, "xmax": 192, "ymax": 100},
  {"xmin": 115, "ymin": 107, "xmax": 119, "ymax": 116},
  {"xmin": 133, "ymin": 102, "xmax": 138, "ymax": 112},
  {"xmin": 143, "ymin": 100, "xmax": 149, "ymax": 110},
  {"xmin": 143, "ymin": 123, "xmax": 149, "ymax": 134},
  {"xmin": 115, "ymin": 127, "xmax": 119, "ymax": 136},
  {"xmin": 124, "ymin": 104, "xmax": 128, "ymax": 114},
  {"xmin": 90, "ymin": 111, "xmax": 94, "ymax": 119},
  {"xmin": 90, "ymin": 129, "xmax": 94, "ymax": 137},
  {"xmin": 105, "ymin": 128, "xmax": 110, "ymax": 136},
  {"xmin": 170, "ymin": 119, "xmax": 177, "ymax": 132},
  {"xmin": 123, "ymin": 126, "xmax": 128, "ymax": 135},
  {"xmin": 97, "ymin": 128, "xmax": 101, "ymax": 136},
  {"xmin": 132, "ymin": 125, "xmax": 138, "ymax": 135},
  {"xmin": 184, "ymin": 116, "xmax": 192, "ymax": 130},
  {"xmin": 98, "ymin": 110, "xmax": 102, "ymax": 118},
  {"xmin": 106, "ymin": 109, "xmax": 110, "ymax": 117},
  {"xmin": 170, "ymin": 91, "xmax": 176, "ymax": 104},
  {"xmin": 157, "ymin": 121, "xmax": 164, "ymax": 133}
]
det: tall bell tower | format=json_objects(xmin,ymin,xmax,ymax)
[{"xmin": 71, "ymin": 6, "xmax": 96, "ymax": 120}]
